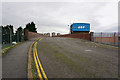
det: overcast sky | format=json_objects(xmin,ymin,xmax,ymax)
[{"xmin": 1, "ymin": 0, "xmax": 118, "ymax": 34}]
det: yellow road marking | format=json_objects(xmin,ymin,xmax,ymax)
[
  {"xmin": 33, "ymin": 44, "xmax": 43, "ymax": 80},
  {"xmin": 35, "ymin": 44, "xmax": 48, "ymax": 80},
  {"xmin": 33, "ymin": 38, "xmax": 48, "ymax": 80},
  {"xmin": 38, "ymin": 38, "xmax": 42, "ymax": 41}
]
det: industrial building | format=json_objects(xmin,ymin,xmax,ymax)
[{"xmin": 70, "ymin": 23, "xmax": 90, "ymax": 34}]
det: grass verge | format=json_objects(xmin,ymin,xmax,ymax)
[
  {"xmin": 71, "ymin": 38, "xmax": 118, "ymax": 50},
  {"xmin": 0, "ymin": 42, "xmax": 23, "ymax": 55}
]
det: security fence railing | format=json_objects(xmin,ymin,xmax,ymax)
[
  {"xmin": 2, "ymin": 27, "xmax": 24, "ymax": 44},
  {"xmin": 91, "ymin": 32, "xmax": 119, "ymax": 46}
]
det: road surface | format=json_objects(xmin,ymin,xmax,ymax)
[
  {"xmin": 2, "ymin": 37, "xmax": 118, "ymax": 78},
  {"xmin": 2, "ymin": 39, "xmax": 36, "ymax": 78},
  {"xmin": 37, "ymin": 37, "xmax": 118, "ymax": 78}
]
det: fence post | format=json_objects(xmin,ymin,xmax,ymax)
[
  {"xmin": 101, "ymin": 32, "xmax": 102, "ymax": 43},
  {"xmin": 118, "ymin": 32, "xmax": 120, "ymax": 47},
  {"xmin": 114, "ymin": 32, "xmax": 116, "ymax": 46},
  {"xmin": 90, "ymin": 32, "xmax": 94, "ymax": 41}
]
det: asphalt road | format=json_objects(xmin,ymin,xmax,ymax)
[
  {"xmin": 0, "ymin": 44, "xmax": 2, "ymax": 79},
  {"xmin": 37, "ymin": 37, "xmax": 118, "ymax": 78},
  {"xmin": 2, "ymin": 40, "xmax": 35, "ymax": 78}
]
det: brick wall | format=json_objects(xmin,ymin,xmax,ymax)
[
  {"xmin": 27, "ymin": 32, "xmax": 44, "ymax": 40},
  {"xmin": 24, "ymin": 29, "xmax": 44, "ymax": 40},
  {"xmin": 54, "ymin": 33, "xmax": 91, "ymax": 40}
]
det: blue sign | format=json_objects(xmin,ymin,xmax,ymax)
[{"xmin": 70, "ymin": 23, "xmax": 90, "ymax": 32}]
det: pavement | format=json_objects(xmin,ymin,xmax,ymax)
[
  {"xmin": 2, "ymin": 40, "xmax": 35, "ymax": 78},
  {"xmin": 37, "ymin": 37, "xmax": 118, "ymax": 78}
]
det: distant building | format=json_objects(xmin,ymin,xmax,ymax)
[
  {"xmin": 52, "ymin": 32, "xmax": 56, "ymax": 37},
  {"xmin": 46, "ymin": 33, "xmax": 50, "ymax": 37},
  {"xmin": 43, "ymin": 33, "xmax": 50, "ymax": 37},
  {"xmin": 57, "ymin": 33, "xmax": 60, "ymax": 36}
]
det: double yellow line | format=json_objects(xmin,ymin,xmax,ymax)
[{"xmin": 33, "ymin": 38, "xmax": 48, "ymax": 80}]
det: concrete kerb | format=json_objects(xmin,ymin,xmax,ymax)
[
  {"xmin": 0, "ymin": 42, "xmax": 23, "ymax": 56},
  {"xmin": 27, "ymin": 42, "xmax": 34, "ymax": 79}
]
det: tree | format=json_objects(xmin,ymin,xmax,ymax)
[
  {"xmin": 25, "ymin": 21, "xmax": 37, "ymax": 32},
  {"xmin": 17, "ymin": 27, "xmax": 23, "ymax": 32},
  {"xmin": 16, "ymin": 27, "xmax": 23, "ymax": 42}
]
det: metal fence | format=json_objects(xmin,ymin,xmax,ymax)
[
  {"xmin": 91, "ymin": 32, "xmax": 119, "ymax": 46},
  {"xmin": 2, "ymin": 28, "xmax": 24, "ymax": 44}
]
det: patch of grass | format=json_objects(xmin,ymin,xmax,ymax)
[
  {"xmin": 40, "ymin": 41, "xmax": 96, "ymax": 77},
  {"xmin": 2, "ymin": 45, "xmax": 11, "ymax": 49},
  {"xmin": 105, "ymin": 69, "xmax": 110, "ymax": 73},
  {"xmin": 69, "ymin": 37, "xmax": 118, "ymax": 50},
  {"xmin": 55, "ymin": 44, "xmax": 88, "ymax": 62},
  {"xmin": 1, "ymin": 42, "xmax": 23, "ymax": 54},
  {"xmin": 31, "ymin": 56, "xmax": 36, "ymax": 79},
  {"xmin": 98, "ymin": 44, "xmax": 118, "ymax": 49},
  {"xmin": 54, "ymin": 50, "xmax": 96, "ymax": 78},
  {"xmin": 31, "ymin": 45, "xmax": 37, "ymax": 79},
  {"xmin": 85, "ymin": 41, "xmax": 118, "ymax": 50},
  {"xmin": 58, "ymin": 46, "xmax": 63, "ymax": 49},
  {"xmin": 71, "ymin": 53, "xmax": 88, "ymax": 62}
]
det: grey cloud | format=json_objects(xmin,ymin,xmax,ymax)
[
  {"xmin": 0, "ymin": 2, "xmax": 2, "ymax": 25},
  {"xmin": 2, "ymin": 2, "xmax": 117, "ymax": 34}
]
